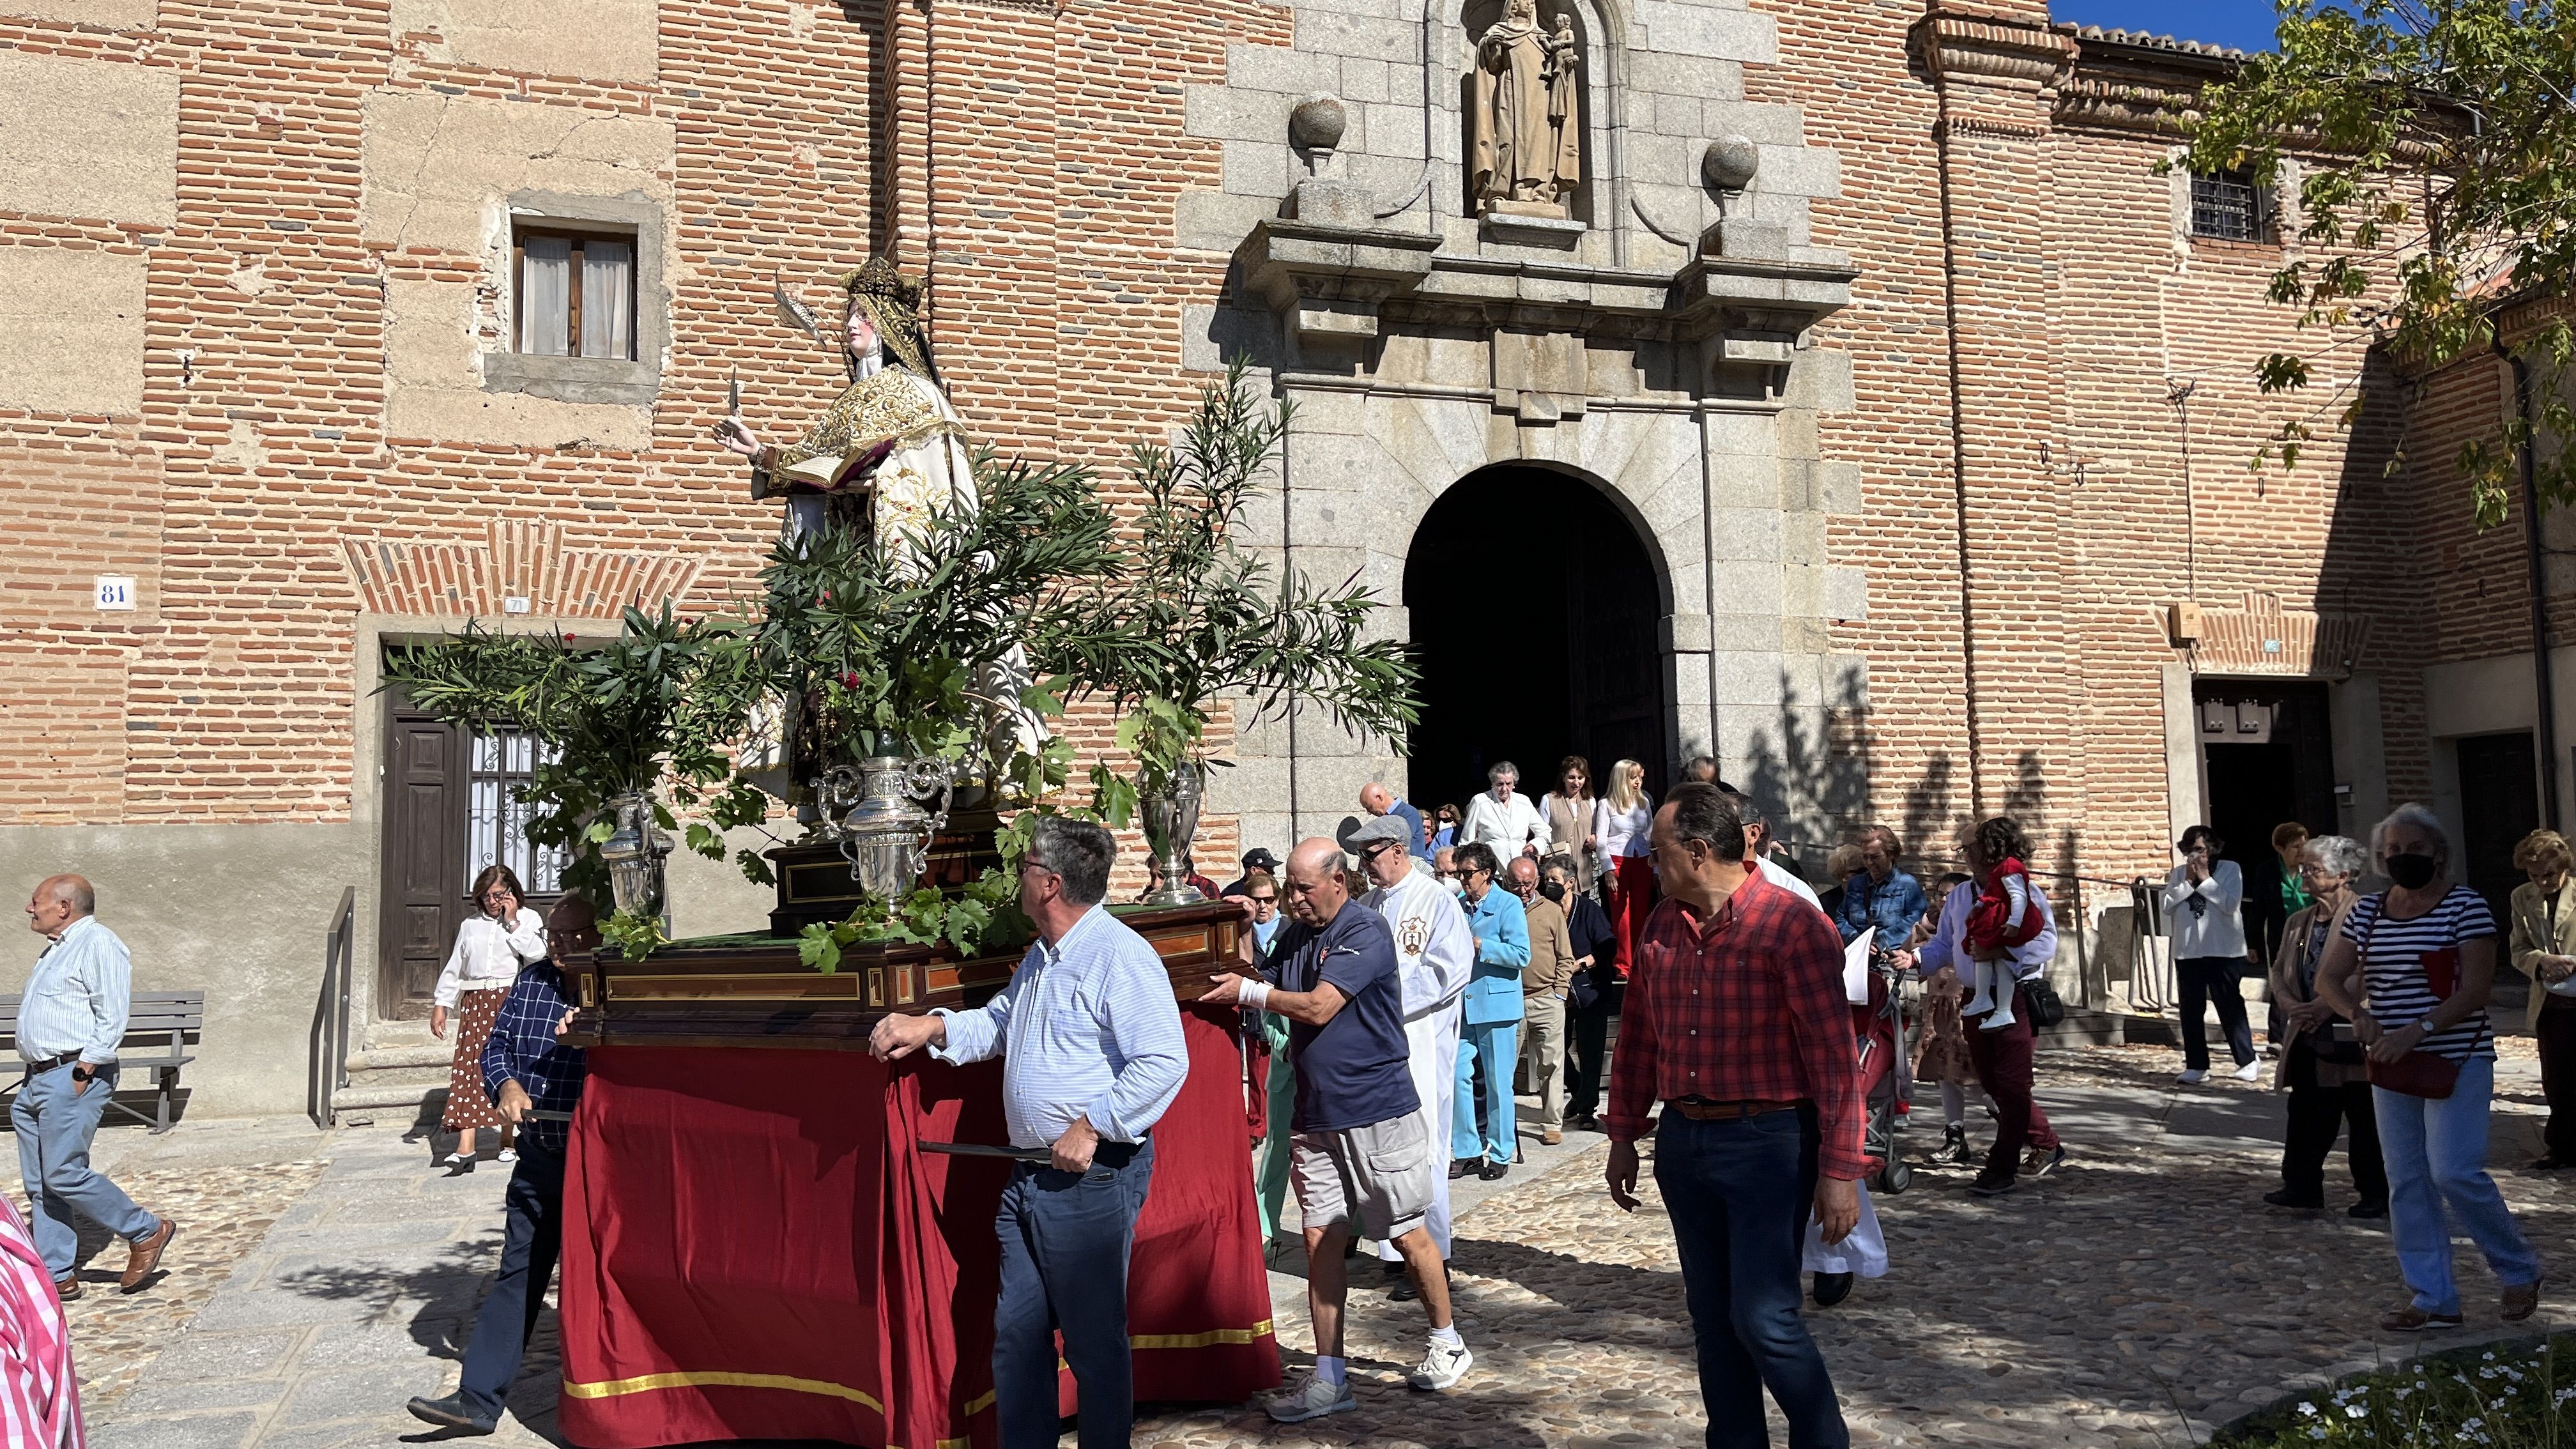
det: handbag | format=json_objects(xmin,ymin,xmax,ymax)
[
  {"xmin": 2022, "ymin": 976, "xmax": 2066, "ymax": 1029},
  {"xmin": 2352, "ymin": 893, "xmax": 2465, "ymax": 1100}
]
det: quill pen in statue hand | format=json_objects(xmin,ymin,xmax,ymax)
[
  {"xmin": 726, "ymin": 365, "xmax": 741, "ymax": 420},
  {"xmin": 773, "ymin": 269, "xmax": 822, "ymax": 344}
]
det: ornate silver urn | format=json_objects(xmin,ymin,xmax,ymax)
[
  {"xmin": 820, "ymin": 756, "xmax": 955, "ymax": 898},
  {"xmin": 597, "ymin": 792, "xmax": 675, "ymax": 919},
  {"xmin": 1137, "ymin": 769, "xmax": 1206, "ymax": 907}
]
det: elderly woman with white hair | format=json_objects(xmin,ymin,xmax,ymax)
[
  {"xmin": 2263, "ymin": 834, "xmax": 2385, "ymax": 1217},
  {"xmin": 2313, "ymin": 803, "xmax": 2545, "ymax": 1331}
]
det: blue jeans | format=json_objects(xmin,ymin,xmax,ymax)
[
  {"xmin": 993, "ymin": 1137, "xmax": 1153, "ymax": 1449},
  {"xmin": 1654, "ymin": 1110, "xmax": 1850, "ymax": 1449},
  {"xmin": 2373, "ymin": 1057, "xmax": 2542, "ymax": 1315},
  {"xmin": 1452, "ymin": 1021, "xmax": 1517, "ymax": 1163},
  {"xmin": 457, "ymin": 1137, "xmax": 566, "ymax": 1418},
  {"xmin": 12, "ymin": 1063, "xmax": 157, "ymax": 1278}
]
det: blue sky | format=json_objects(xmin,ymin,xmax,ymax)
[{"xmin": 2052, "ymin": 0, "xmax": 2283, "ymax": 52}]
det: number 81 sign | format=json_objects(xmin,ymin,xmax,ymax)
[{"xmin": 94, "ymin": 576, "xmax": 137, "ymax": 611}]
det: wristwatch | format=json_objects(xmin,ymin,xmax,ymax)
[{"xmin": 69, "ymin": 1064, "xmax": 94, "ymax": 1084}]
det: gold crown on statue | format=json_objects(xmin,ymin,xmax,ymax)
[{"xmin": 839, "ymin": 257, "xmax": 935, "ymax": 379}]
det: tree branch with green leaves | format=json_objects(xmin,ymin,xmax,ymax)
[{"xmin": 2181, "ymin": 0, "xmax": 2576, "ymax": 523}]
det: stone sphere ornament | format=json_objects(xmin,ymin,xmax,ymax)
[
  {"xmin": 1702, "ymin": 134, "xmax": 1760, "ymax": 194},
  {"xmin": 1289, "ymin": 95, "xmax": 1348, "ymax": 153}
]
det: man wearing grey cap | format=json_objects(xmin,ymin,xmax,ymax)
[{"xmin": 1341, "ymin": 811, "xmax": 1472, "ymax": 1299}]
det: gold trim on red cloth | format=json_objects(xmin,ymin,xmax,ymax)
[{"xmin": 559, "ymin": 1369, "xmax": 882, "ymax": 1410}]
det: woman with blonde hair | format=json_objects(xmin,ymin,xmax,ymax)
[
  {"xmin": 433, "ymin": 865, "xmax": 548, "ymax": 1170},
  {"xmin": 1589, "ymin": 758, "xmax": 1655, "ymax": 974},
  {"xmin": 2508, "ymin": 828, "xmax": 2576, "ymax": 1170}
]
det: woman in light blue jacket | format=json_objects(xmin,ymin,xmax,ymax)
[{"xmin": 2163, "ymin": 824, "xmax": 2257, "ymax": 1084}]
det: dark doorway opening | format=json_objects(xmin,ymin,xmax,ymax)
[
  {"xmin": 376, "ymin": 687, "xmax": 567, "ymax": 1022},
  {"xmin": 2457, "ymin": 732, "xmax": 2540, "ymax": 925},
  {"xmin": 1401, "ymin": 466, "xmax": 1667, "ymax": 818},
  {"xmin": 2195, "ymin": 679, "xmax": 2338, "ymax": 963}
]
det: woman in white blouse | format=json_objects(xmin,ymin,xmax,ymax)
[
  {"xmin": 1590, "ymin": 759, "xmax": 1656, "ymax": 975},
  {"xmin": 432, "ymin": 866, "xmax": 548, "ymax": 1169},
  {"xmin": 2162, "ymin": 825, "xmax": 2257, "ymax": 1085}
]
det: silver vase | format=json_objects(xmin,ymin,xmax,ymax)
[
  {"xmin": 821, "ymin": 756, "xmax": 955, "ymax": 898},
  {"xmin": 597, "ymin": 792, "xmax": 675, "ymax": 919},
  {"xmin": 1137, "ymin": 770, "xmax": 1205, "ymax": 907}
]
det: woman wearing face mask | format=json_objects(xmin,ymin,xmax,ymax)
[{"xmin": 2312, "ymin": 804, "xmax": 2544, "ymax": 1331}]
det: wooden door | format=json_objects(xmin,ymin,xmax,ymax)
[{"xmin": 378, "ymin": 713, "xmax": 468, "ymax": 1020}]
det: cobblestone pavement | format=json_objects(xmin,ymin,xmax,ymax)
[{"xmin": 71, "ymin": 1042, "xmax": 2576, "ymax": 1447}]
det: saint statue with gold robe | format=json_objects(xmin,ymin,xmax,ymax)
[
  {"xmin": 712, "ymin": 259, "xmax": 1047, "ymax": 786},
  {"xmin": 1471, "ymin": 0, "xmax": 1582, "ymax": 216}
]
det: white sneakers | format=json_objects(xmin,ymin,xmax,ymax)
[
  {"xmin": 2230, "ymin": 1061, "xmax": 2263, "ymax": 1082},
  {"xmin": 1409, "ymin": 1338, "xmax": 1474, "ymax": 1391},
  {"xmin": 2175, "ymin": 1068, "xmax": 2209, "ymax": 1085},
  {"xmin": 2176, "ymin": 1063, "xmax": 2264, "ymax": 1085},
  {"xmin": 1267, "ymin": 1338, "xmax": 1474, "ymax": 1422},
  {"xmin": 1266, "ymin": 1372, "xmax": 1356, "ymax": 1423}
]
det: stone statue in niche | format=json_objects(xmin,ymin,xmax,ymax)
[{"xmin": 1470, "ymin": 0, "xmax": 1582, "ymax": 218}]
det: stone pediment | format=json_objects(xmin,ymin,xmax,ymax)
[{"xmin": 1236, "ymin": 215, "xmax": 1853, "ymax": 401}]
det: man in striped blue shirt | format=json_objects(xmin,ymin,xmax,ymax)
[
  {"xmin": 871, "ymin": 816, "xmax": 1187, "ymax": 1449},
  {"xmin": 17, "ymin": 875, "xmax": 174, "ymax": 1298}
]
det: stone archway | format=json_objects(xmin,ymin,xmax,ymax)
[{"xmin": 1401, "ymin": 462, "xmax": 1672, "ymax": 814}]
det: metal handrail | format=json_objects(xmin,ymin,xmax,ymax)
[{"xmin": 309, "ymin": 885, "xmax": 356, "ymax": 1129}]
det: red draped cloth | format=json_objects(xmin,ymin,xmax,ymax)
[{"xmin": 557, "ymin": 1005, "xmax": 1278, "ymax": 1449}]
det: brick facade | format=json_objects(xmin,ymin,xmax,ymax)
[{"xmin": 0, "ymin": 0, "xmax": 2545, "ymax": 1112}]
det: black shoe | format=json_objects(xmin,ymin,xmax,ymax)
[
  {"xmin": 2264, "ymin": 1189, "xmax": 2324, "ymax": 1212},
  {"xmin": 1969, "ymin": 1169, "xmax": 2016, "ymax": 1198},
  {"xmin": 2349, "ymin": 1199, "xmax": 2389, "ymax": 1220},
  {"xmin": 1448, "ymin": 1158, "xmax": 1478, "ymax": 1181},
  {"xmin": 406, "ymin": 1393, "xmax": 498, "ymax": 1435},
  {"xmin": 1477, "ymin": 1158, "xmax": 1508, "ymax": 1181},
  {"xmin": 1926, "ymin": 1125, "xmax": 1969, "ymax": 1166},
  {"xmin": 1811, "ymin": 1271, "xmax": 1855, "ymax": 1308},
  {"xmin": 1568, "ymin": 1112, "xmax": 1601, "ymax": 1133},
  {"xmin": 1386, "ymin": 1262, "xmax": 1420, "ymax": 1302},
  {"xmin": 2527, "ymin": 1156, "xmax": 2568, "ymax": 1172}
]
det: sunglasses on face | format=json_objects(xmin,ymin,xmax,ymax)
[{"xmin": 1248, "ymin": 894, "xmax": 1276, "ymax": 905}]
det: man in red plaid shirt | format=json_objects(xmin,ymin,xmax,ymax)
[{"xmin": 1605, "ymin": 783, "xmax": 1860, "ymax": 1449}]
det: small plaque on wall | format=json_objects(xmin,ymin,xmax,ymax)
[{"xmin": 93, "ymin": 576, "xmax": 137, "ymax": 611}]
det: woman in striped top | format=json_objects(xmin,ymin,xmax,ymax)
[{"xmin": 2313, "ymin": 803, "xmax": 2544, "ymax": 1331}]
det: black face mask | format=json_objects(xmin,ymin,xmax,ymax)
[
  {"xmin": 2385, "ymin": 852, "xmax": 2439, "ymax": 890},
  {"xmin": 1539, "ymin": 880, "xmax": 1567, "ymax": 903}
]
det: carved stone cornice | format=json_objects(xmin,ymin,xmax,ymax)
[{"xmin": 1913, "ymin": 6, "xmax": 2078, "ymax": 91}]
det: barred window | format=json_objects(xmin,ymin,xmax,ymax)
[
  {"xmin": 464, "ymin": 729, "xmax": 567, "ymax": 896},
  {"xmin": 2189, "ymin": 170, "xmax": 2266, "ymax": 242},
  {"xmin": 513, "ymin": 224, "xmax": 638, "ymax": 360}
]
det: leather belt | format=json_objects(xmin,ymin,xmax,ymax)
[
  {"xmin": 22, "ymin": 1054, "xmax": 82, "ymax": 1076},
  {"xmin": 1666, "ymin": 1096, "xmax": 1804, "ymax": 1121}
]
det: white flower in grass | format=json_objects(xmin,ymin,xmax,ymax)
[
  {"xmin": 2343, "ymin": 1404, "xmax": 2366, "ymax": 1419},
  {"xmin": 2299, "ymin": 1401, "xmax": 2319, "ymax": 1417}
]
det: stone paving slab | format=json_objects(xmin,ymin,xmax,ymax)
[{"xmin": 69, "ymin": 1042, "xmax": 2576, "ymax": 1448}]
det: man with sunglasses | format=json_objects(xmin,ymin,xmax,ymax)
[{"xmin": 1340, "ymin": 813, "xmax": 1471, "ymax": 1300}]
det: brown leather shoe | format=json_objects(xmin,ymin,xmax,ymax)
[
  {"xmin": 2379, "ymin": 1303, "xmax": 2463, "ymax": 1332},
  {"xmin": 2503, "ymin": 1275, "xmax": 2545, "ymax": 1322},
  {"xmin": 118, "ymin": 1219, "xmax": 175, "ymax": 1293},
  {"xmin": 52, "ymin": 1277, "xmax": 80, "ymax": 1303},
  {"xmin": 1541, "ymin": 1128, "xmax": 1563, "ymax": 1146}
]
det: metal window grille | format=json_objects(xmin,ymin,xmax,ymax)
[
  {"xmin": 464, "ymin": 729, "xmax": 567, "ymax": 894},
  {"xmin": 2189, "ymin": 171, "xmax": 2264, "ymax": 242}
]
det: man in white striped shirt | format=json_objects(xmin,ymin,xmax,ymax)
[{"xmin": 18, "ymin": 876, "xmax": 175, "ymax": 1299}]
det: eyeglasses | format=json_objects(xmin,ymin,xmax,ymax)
[
  {"xmin": 1358, "ymin": 842, "xmax": 1399, "ymax": 862},
  {"xmin": 477, "ymin": 890, "xmax": 516, "ymax": 903},
  {"xmin": 1247, "ymin": 894, "xmax": 1277, "ymax": 904}
]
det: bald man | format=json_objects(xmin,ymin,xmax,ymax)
[
  {"xmin": 1358, "ymin": 783, "xmax": 1429, "ymax": 862},
  {"xmin": 1204, "ymin": 839, "xmax": 1471, "ymax": 1419},
  {"xmin": 19, "ymin": 876, "xmax": 174, "ymax": 1298}
]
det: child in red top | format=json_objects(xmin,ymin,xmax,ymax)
[{"xmin": 1963, "ymin": 818, "xmax": 2044, "ymax": 1030}]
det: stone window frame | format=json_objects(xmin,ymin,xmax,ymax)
[
  {"xmin": 480, "ymin": 190, "xmax": 666, "ymax": 408},
  {"xmin": 2186, "ymin": 167, "xmax": 2269, "ymax": 243}
]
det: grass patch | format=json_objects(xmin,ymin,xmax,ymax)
[{"xmin": 2217, "ymin": 1333, "xmax": 2576, "ymax": 1448}]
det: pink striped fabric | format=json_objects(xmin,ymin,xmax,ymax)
[{"xmin": 0, "ymin": 1196, "xmax": 81, "ymax": 1448}]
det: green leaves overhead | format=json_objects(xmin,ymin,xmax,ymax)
[{"xmin": 2181, "ymin": 0, "xmax": 2576, "ymax": 523}]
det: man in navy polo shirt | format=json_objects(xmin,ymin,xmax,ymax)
[{"xmin": 1203, "ymin": 838, "xmax": 1471, "ymax": 1422}]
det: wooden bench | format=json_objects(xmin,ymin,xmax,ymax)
[{"xmin": 0, "ymin": 991, "xmax": 203, "ymax": 1133}]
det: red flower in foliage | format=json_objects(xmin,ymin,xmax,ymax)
[
  {"xmin": 839, "ymin": 671, "xmax": 861, "ymax": 689},
  {"xmin": 562, "ymin": 632, "xmax": 576, "ymax": 643},
  {"xmin": 819, "ymin": 589, "xmax": 832, "ymax": 602}
]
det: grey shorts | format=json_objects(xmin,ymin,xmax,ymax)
[{"xmin": 1291, "ymin": 1112, "xmax": 1434, "ymax": 1243}]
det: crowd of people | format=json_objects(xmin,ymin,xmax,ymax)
[{"xmin": 3, "ymin": 767, "xmax": 2559, "ymax": 1448}]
